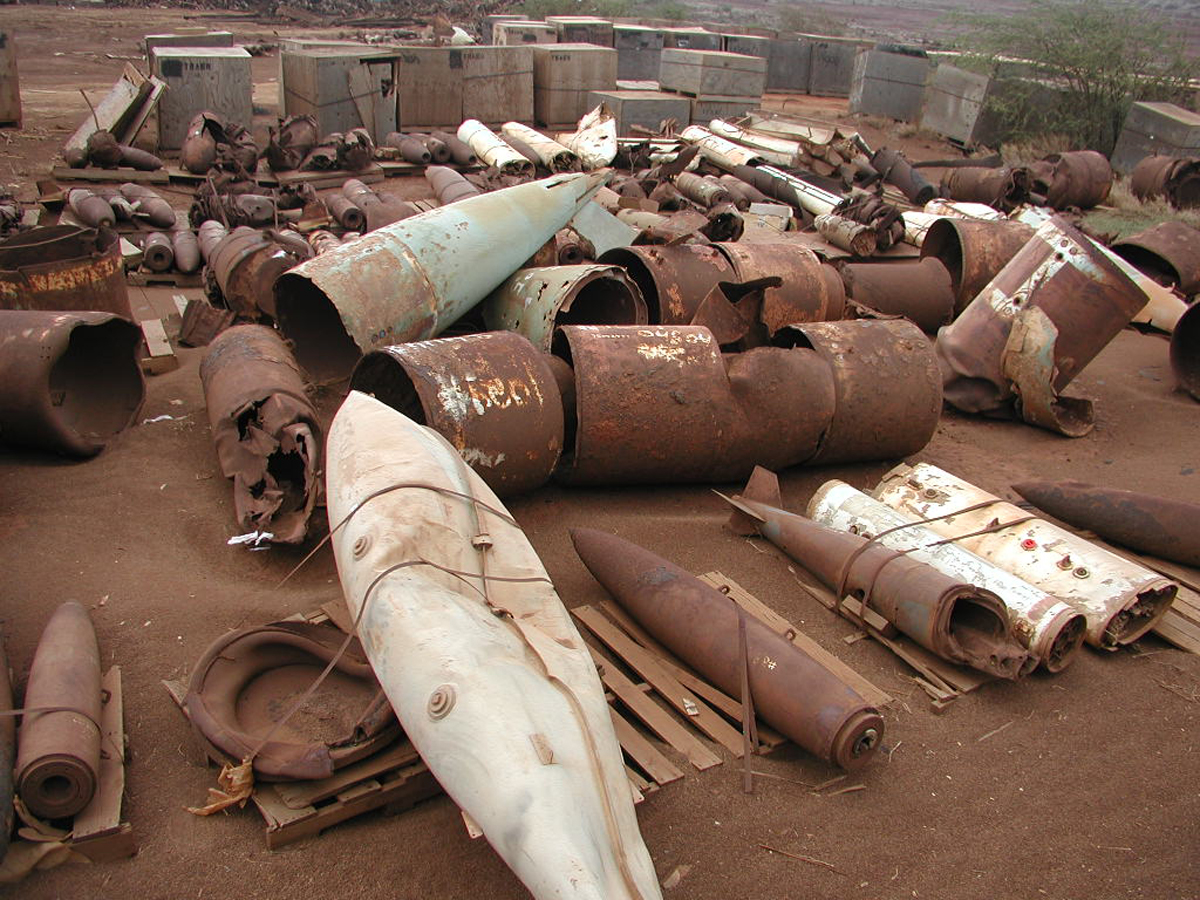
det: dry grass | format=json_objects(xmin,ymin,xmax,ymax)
[
  {"xmin": 999, "ymin": 135, "xmax": 1074, "ymax": 167},
  {"xmin": 1081, "ymin": 176, "xmax": 1200, "ymax": 241}
]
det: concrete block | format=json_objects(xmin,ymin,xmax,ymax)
[
  {"xmin": 849, "ymin": 49, "xmax": 932, "ymax": 122},
  {"xmin": 1112, "ymin": 102, "xmax": 1200, "ymax": 174},
  {"xmin": 659, "ymin": 48, "xmax": 766, "ymax": 98},
  {"xmin": 613, "ymin": 24, "xmax": 664, "ymax": 81},
  {"xmin": 533, "ymin": 44, "xmax": 617, "ymax": 126},
  {"xmin": 586, "ymin": 89, "xmax": 691, "ymax": 136}
]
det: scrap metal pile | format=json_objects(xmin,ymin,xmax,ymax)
[{"xmin": 3, "ymin": 79, "xmax": 1200, "ymax": 899}]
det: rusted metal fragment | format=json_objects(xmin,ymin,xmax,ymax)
[
  {"xmin": 810, "ymin": 480, "xmax": 1086, "ymax": 672},
  {"xmin": 180, "ymin": 296, "xmax": 234, "ymax": 347},
  {"xmin": 598, "ymin": 244, "xmax": 734, "ymax": 325},
  {"xmin": 325, "ymin": 194, "xmax": 365, "ymax": 231},
  {"xmin": 0, "ymin": 627, "xmax": 12, "ymax": 863},
  {"xmin": 15, "ymin": 601, "xmax": 102, "ymax": 819},
  {"xmin": 690, "ymin": 280, "xmax": 760, "ymax": 345},
  {"xmin": 940, "ymin": 166, "xmax": 1030, "ymax": 211},
  {"xmin": 838, "ymin": 258, "xmax": 954, "ymax": 333},
  {"xmin": 815, "ymin": 213, "xmax": 876, "ymax": 255},
  {"xmin": 723, "ymin": 477, "xmax": 1035, "ymax": 680},
  {"xmin": 182, "ymin": 111, "xmax": 258, "ymax": 176},
  {"xmin": 308, "ymin": 229, "xmax": 344, "ymax": 256},
  {"xmin": 772, "ymin": 319, "xmax": 941, "ymax": 465},
  {"xmin": 67, "ymin": 188, "xmax": 115, "ymax": 227},
  {"xmin": 920, "ymin": 217, "xmax": 1035, "ymax": 315},
  {"xmin": 1033, "ymin": 150, "xmax": 1112, "ymax": 210},
  {"xmin": 1112, "ymin": 221, "xmax": 1200, "ymax": 296},
  {"xmin": 833, "ymin": 193, "xmax": 905, "ymax": 251},
  {"xmin": 142, "ymin": 231, "xmax": 174, "ymax": 272},
  {"xmin": 702, "ymin": 203, "xmax": 744, "ymax": 242},
  {"xmin": 1012, "ymin": 480, "xmax": 1200, "ymax": 569},
  {"xmin": 206, "ymin": 226, "xmax": 310, "ymax": 320},
  {"xmin": 1130, "ymin": 155, "xmax": 1200, "ymax": 209},
  {"xmin": 875, "ymin": 462, "xmax": 1177, "ymax": 649},
  {"xmin": 350, "ymin": 331, "xmax": 563, "ymax": 496},
  {"xmin": 426, "ymin": 165, "xmax": 480, "ymax": 205},
  {"xmin": 199, "ymin": 325, "xmax": 321, "ymax": 543},
  {"xmin": 871, "ymin": 147, "xmax": 935, "ymax": 205},
  {"xmin": 0, "ymin": 310, "xmax": 144, "ymax": 456},
  {"xmin": 266, "ymin": 114, "xmax": 318, "ymax": 172},
  {"xmin": 430, "ymin": 130, "xmax": 479, "ymax": 166},
  {"xmin": 718, "ymin": 242, "xmax": 846, "ymax": 335},
  {"xmin": 383, "ymin": 131, "xmax": 433, "ymax": 164},
  {"xmin": 276, "ymin": 172, "xmax": 606, "ymax": 381},
  {"xmin": 171, "ymin": 228, "xmax": 201, "ymax": 273},
  {"xmin": 1173, "ymin": 301, "xmax": 1200, "ymax": 401},
  {"xmin": 185, "ymin": 621, "xmax": 399, "ymax": 780},
  {"xmin": 571, "ymin": 527, "xmax": 885, "ymax": 770},
  {"xmin": 553, "ymin": 325, "xmax": 835, "ymax": 484},
  {"xmin": 554, "ymin": 227, "xmax": 593, "ymax": 264},
  {"xmin": 674, "ymin": 172, "xmax": 730, "ymax": 208},
  {"xmin": 936, "ymin": 216, "xmax": 1148, "ymax": 435},
  {"xmin": 482, "ymin": 264, "xmax": 647, "ymax": 351}
]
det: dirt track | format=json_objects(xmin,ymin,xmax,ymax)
[{"xmin": 2, "ymin": 7, "xmax": 1200, "ymax": 900}]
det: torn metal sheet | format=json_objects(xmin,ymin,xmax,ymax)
[
  {"xmin": 482, "ymin": 264, "xmax": 647, "ymax": 351},
  {"xmin": 15, "ymin": 602, "xmax": 101, "ymax": 820},
  {"xmin": 810, "ymin": 480, "xmax": 1086, "ymax": 672},
  {"xmin": 558, "ymin": 105, "xmax": 618, "ymax": 170},
  {"xmin": 0, "ymin": 226, "xmax": 132, "ymax": 319},
  {"xmin": 0, "ymin": 309, "xmax": 144, "ymax": 456},
  {"xmin": 501, "ymin": 122, "xmax": 580, "ymax": 172},
  {"xmin": 1012, "ymin": 480, "xmax": 1200, "ymax": 569},
  {"xmin": 199, "ymin": 325, "xmax": 321, "ymax": 543},
  {"xmin": 718, "ymin": 242, "xmax": 846, "ymax": 334},
  {"xmin": 185, "ymin": 621, "xmax": 399, "ymax": 780},
  {"xmin": 1173, "ymin": 301, "xmax": 1200, "ymax": 401},
  {"xmin": 553, "ymin": 324, "xmax": 835, "ymax": 485},
  {"xmin": 568, "ymin": 200, "xmax": 638, "ymax": 259},
  {"xmin": 599, "ymin": 244, "xmax": 736, "ymax": 324},
  {"xmin": 1112, "ymin": 221, "xmax": 1200, "ymax": 296},
  {"xmin": 936, "ymin": 216, "xmax": 1148, "ymax": 435},
  {"xmin": 771, "ymin": 319, "xmax": 941, "ymax": 465},
  {"xmin": 350, "ymin": 331, "xmax": 564, "ymax": 496},
  {"xmin": 838, "ymin": 258, "xmax": 954, "ymax": 334},
  {"xmin": 276, "ymin": 172, "xmax": 607, "ymax": 381},
  {"xmin": 459, "ymin": 119, "xmax": 534, "ymax": 177},
  {"xmin": 1130, "ymin": 154, "xmax": 1200, "ymax": 209},
  {"xmin": 919, "ymin": 217, "xmax": 1035, "ymax": 314},
  {"xmin": 724, "ymin": 473, "xmax": 1034, "ymax": 680},
  {"xmin": 266, "ymin": 114, "xmax": 318, "ymax": 172},
  {"xmin": 875, "ymin": 462, "xmax": 1177, "ymax": 649},
  {"xmin": 571, "ymin": 527, "xmax": 885, "ymax": 769},
  {"xmin": 426, "ymin": 165, "xmax": 480, "ymax": 205}
]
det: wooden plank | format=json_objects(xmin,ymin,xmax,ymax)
[
  {"xmin": 140, "ymin": 318, "xmax": 179, "ymax": 375},
  {"xmin": 609, "ymin": 709, "xmax": 684, "ymax": 786},
  {"xmin": 625, "ymin": 765, "xmax": 653, "ymax": 802},
  {"xmin": 347, "ymin": 65, "xmax": 375, "ymax": 136},
  {"xmin": 274, "ymin": 740, "xmax": 420, "ymax": 809},
  {"xmin": 65, "ymin": 65, "xmax": 150, "ymax": 155},
  {"xmin": 128, "ymin": 270, "xmax": 205, "ymax": 288},
  {"xmin": 1153, "ymin": 611, "xmax": 1200, "ymax": 654},
  {"xmin": 277, "ymin": 164, "xmax": 384, "ymax": 190},
  {"xmin": 119, "ymin": 77, "xmax": 166, "ymax": 146},
  {"xmin": 575, "ymin": 606, "xmax": 745, "ymax": 756},
  {"xmin": 72, "ymin": 666, "xmax": 132, "ymax": 860},
  {"xmin": 595, "ymin": 657, "xmax": 721, "ymax": 771},
  {"xmin": 700, "ymin": 572, "xmax": 893, "ymax": 709},
  {"xmin": 51, "ymin": 166, "xmax": 169, "ymax": 185}
]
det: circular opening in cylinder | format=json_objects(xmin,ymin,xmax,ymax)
[
  {"xmin": 597, "ymin": 248, "xmax": 660, "ymax": 323},
  {"xmin": 1105, "ymin": 585, "xmax": 1178, "ymax": 646},
  {"xmin": 1042, "ymin": 613, "xmax": 1086, "ymax": 673},
  {"xmin": 49, "ymin": 319, "xmax": 144, "ymax": 447},
  {"xmin": 550, "ymin": 329, "xmax": 580, "ymax": 461},
  {"xmin": 39, "ymin": 774, "xmax": 75, "ymax": 802},
  {"xmin": 1172, "ymin": 302, "xmax": 1200, "ymax": 399},
  {"xmin": 348, "ymin": 352, "xmax": 429, "ymax": 425},
  {"xmin": 275, "ymin": 274, "xmax": 364, "ymax": 382},
  {"xmin": 920, "ymin": 219, "xmax": 964, "ymax": 295},
  {"xmin": 1112, "ymin": 245, "xmax": 1180, "ymax": 290},
  {"xmin": 556, "ymin": 276, "xmax": 644, "ymax": 330}
]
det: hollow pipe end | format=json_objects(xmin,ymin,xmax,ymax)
[
  {"xmin": 829, "ymin": 709, "xmax": 885, "ymax": 771},
  {"xmin": 17, "ymin": 754, "xmax": 96, "ymax": 820}
]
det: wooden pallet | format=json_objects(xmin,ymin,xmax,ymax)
[
  {"xmin": 128, "ymin": 269, "xmax": 204, "ymax": 288},
  {"xmin": 377, "ymin": 159, "xmax": 481, "ymax": 178},
  {"xmin": 276, "ymin": 163, "xmax": 385, "ymax": 190},
  {"xmin": 51, "ymin": 166, "xmax": 169, "ymax": 185}
]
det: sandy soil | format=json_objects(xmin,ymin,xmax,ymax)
[{"xmin": 2, "ymin": 7, "xmax": 1200, "ymax": 900}]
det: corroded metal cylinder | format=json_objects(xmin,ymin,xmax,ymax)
[
  {"xmin": 674, "ymin": 172, "xmax": 730, "ymax": 208},
  {"xmin": 68, "ymin": 188, "xmax": 115, "ymax": 227},
  {"xmin": 0, "ymin": 226, "xmax": 131, "ymax": 319},
  {"xmin": 142, "ymin": 231, "xmax": 175, "ymax": 272},
  {"xmin": 350, "ymin": 331, "xmax": 564, "ymax": 496},
  {"xmin": 15, "ymin": 601, "xmax": 101, "ymax": 820},
  {"xmin": 1112, "ymin": 221, "xmax": 1200, "ymax": 296},
  {"xmin": 1131, "ymin": 155, "xmax": 1200, "ymax": 209},
  {"xmin": 838, "ymin": 257, "xmax": 955, "ymax": 334},
  {"xmin": 0, "ymin": 310, "xmax": 144, "ymax": 456},
  {"xmin": 871, "ymin": 147, "xmax": 936, "ymax": 205},
  {"xmin": 197, "ymin": 219, "xmax": 227, "ymax": 263},
  {"xmin": 0, "ymin": 628, "xmax": 14, "ymax": 862},
  {"xmin": 936, "ymin": 216, "xmax": 1148, "ymax": 436},
  {"xmin": 200, "ymin": 325, "xmax": 321, "ymax": 543},
  {"xmin": 430, "ymin": 130, "xmax": 478, "ymax": 166},
  {"xmin": 384, "ymin": 132, "xmax": 432, "ymax": 164},
  {"xmin": 426, "ymin": 165, "xmax": 480, "ymax": 205},
  {"xmin": 552, "ymin": 325, "xmax": 835, "ymax": 485},
  {"xmin": 172, "ymin": 229, "xmax": 201, "ymax": 274},
  {"xmin": 815, "ymin": 213, "xmax": 876, "ymax": 255},
  {"xmin": 120, "ymin": 183, "xmax": 176, "ymax": 228},
  {"xmin": 810, "ymin": 480, "xmax": 1086, "ymax": 672},
  {"xmin": 1013, "ymin": 480, "xmax": 1200, "ymax": 569},
  {"xmin": 717, "ymin": 242, "xmax": 847, "ymax": 334},
  {"xmin": 598, "ymin": 242, "xmax": 736, "ymax": 324},
  {"xmin": 941, "ymin": 166, "xmax": 1029, "ymax": 210},
  {"xmin": 920, "ymin": 218, "xmax": 1035, "ymax": 314},
  {"xmin": 208, "ymin": 226, "xmax": 295, "ymax": 319},
  {"xmin": 309, "ymin": 229, "xmax": 344, "ymax": 256},
  {"xmin": 482, "ymin": 264, "xmax": 648, "ymax": 351},
  {"xmin": 875, "ymin": 463, "xmax": 1177, "ymax": 650},
  {"xmin": 571, "ymin": 528, "xmax": 885, "ymax": 770},
  {"xmin": 1038, "ymin": 150, "xmax": 1112, "ymax": 210},
  {"xmin": 416, "ymin": 133, "xmax": 452, "ymax": 164},
  {"xmin": 1173, "ymin": 301, "xmax": 1200, "ymax": 401},
  {"xmin": 326, "ymin": 194, "xmax": 366, "ymax": 231},
  {"xmin": 772, "ymin": 319, "xmax": 941, "ymax": 465}
]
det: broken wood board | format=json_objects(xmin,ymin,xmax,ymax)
[
  {"xmin": 118, "ymin": 76, "xmax": 166, "ymax": 147},
  {"xmin": 140, "ymin": 318, "xmax": 179, "ymax": 375},
  {"xmin": 51, "ymin": 166, "xmax": 168, "ymax": 185},
  {"xmin": 64, "ymin": 64, "xmax": 150, "ymax": 156},
  {"xmin": 71, "ymin": 666, "xmax": 137, "ymax": 862},
  {"xmin": 128, "ymin": 269, "xmax": 204, "ymax": 288},
  {"xmin": 276, "ymin": 163, "xmax": 384, "ymax": 190},
  {"xmin": 377, "ymin": 159, "xmax": 482, "ymax": 177}
]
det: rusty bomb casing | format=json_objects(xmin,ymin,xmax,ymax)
[
  {"xmin": 1013, "ymin": 480, "xmax": 1200, "ymax": 569},
  {"xmin": 935, "ymin": 216, "xmax": 1149, "ymax": 436},
  {"xmin": 871, "ymin": 147, "xmax": 936, "ymax": 205},
  {"xmin": 482, "ymin": 265, "xmax": 648, "ymax": 352},
  {"xmin": 1036, "ymin": 150, "xmax": 1112, "ymax": 210},
  {"xmin": 771, "ymin": 319, "xmax": 941, "ymax": 465},
  {"xmin": 0, "ymin": 226, "xmax": 132, "ymax": 319},
  {"xmin": 171, "ymin": 229, "xmax": 201, "ymax": 274},
  {"xmin": 0, "ymin": 627, "xmax": 14, "ymax": 862},
  {"xmin": 425, "ymin": 165, "xmax": 481, "ymax": 205},
  {"xmin": 1112, "ymin": 221, "xmax": 1200, "ymax": 296},
  {"xmin": 837, "ymin": 258, "xmax": 955, "ymax": 334},
  {"xmin": 0, "ymin": 310, "xmax": 144, "ymax": 456},
  {"xmin": 920, "ymin": 218, "xmax": 1035, "ymax": 315},
  {"xmin": 200, "ymin": 325, "xmax": 321, "ymax": 543},
  {"xmin": 142, "ymin": 231, "xmax": 175, "ymax": 272},
  {"xmin": 571, "ymin": 528, "xmax": 886, "ymax": 770},
  {"xmin": 552, "ymin": 325, "xmax": 835, "ymax": 485},
  {"xmin": 15, "ymin": 601, "xmax": 102, "ymax": 820},
  {"xmin": 723, "ymin": 479, "xmax": 1035, "ymax": 680},
  {"xmin": 350, "ymin": 331, "xmax": 564, "ymax": 496},
  {"xmin": 1131, "ymin": 155, "xmax": 1200, "ymax": 210},
  {"xmin": 1173, "ymin": 301, "xmax": 1200, "ymax": 401}
]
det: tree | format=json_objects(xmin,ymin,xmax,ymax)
[{"xmin": 953, "ymin": 0, "xmax": 1197, "ymax": 154}]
